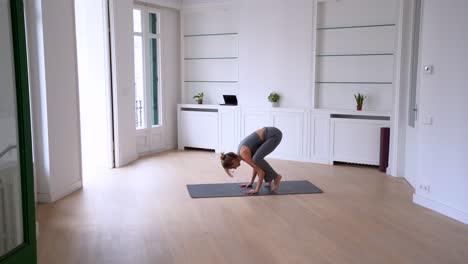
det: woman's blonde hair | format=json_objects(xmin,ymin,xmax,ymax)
[{"xmin": 220, "ymin": 152, "xmax": 239, "ymax": 177}]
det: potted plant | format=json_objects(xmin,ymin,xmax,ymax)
[
  {"xmin": 193, "ymin": 92, "xmax": 204, "ymax": 104},
  {"xmin": 354, "ymin": 93, "xmax": 367, "ymax": 111},
  {"xmin": 268, "ymin": 92, "xmax": 281, "ymax": 107}
]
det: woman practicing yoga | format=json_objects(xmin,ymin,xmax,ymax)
[{"xmin": 220, "ymin": 127, "xmax": 283, "ymax": 195}]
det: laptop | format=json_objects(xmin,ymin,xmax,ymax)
[{"xmin": 220, "ymin": 95, "xmax": 238, "ymax": 106}]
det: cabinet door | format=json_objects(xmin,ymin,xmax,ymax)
[
  {"xmin": 310, "ymin": 114, "xmax": 331, "ymax": 164},
  {"xmin": 180, "ymin": 110, "xmax": 218, "ymax": 150},
  {"xmin": 331, "ymin": 118, "xmax": 389, "ymax": 165},
  {"xmin": 241, "ymin": 110, "xmax": 271, "ymax": 138},
  {"xmin": 271, "ymin": 112, "xmax": 305, "ymax": 160},
  {"xmin": 218, "ymin": 108, "xmax": 240, "ymax": 153}
]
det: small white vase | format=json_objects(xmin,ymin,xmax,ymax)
[{"xmin": 271, "ymin": 101, "xmax": 279, "ymax": 107}]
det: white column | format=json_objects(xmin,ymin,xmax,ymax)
[{"xmin": 26, "ymin": 0, "xmax": 82, "ymax": 202}]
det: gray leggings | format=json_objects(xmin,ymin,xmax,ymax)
[{"xmin": 253, "ymin": 127, "xmax": 283, "ymax": 182}]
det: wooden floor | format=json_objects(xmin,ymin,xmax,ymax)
[{"xmin": 37, "ymin": 150, "xmax": 468, "ymax": 264}]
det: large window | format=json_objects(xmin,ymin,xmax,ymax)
[{"xmin": 133, "ymin": 7, "xmax": 161, "ymax": 129}]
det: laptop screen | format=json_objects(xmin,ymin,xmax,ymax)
[{"xmin": 222, "ymin": 95, "xmax": 238, "ymax": 105}]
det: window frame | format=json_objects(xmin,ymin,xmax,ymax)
[{"xmin": 133, "ymin": 6, "xmax": 162, "ymax": 130}]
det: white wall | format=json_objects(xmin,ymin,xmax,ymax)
[
  {"xmin": 161, "ymin": 8, "xmax": 182, "ymax": 150},
  {"xmin": 238, "ymin": 0, "xmax": 314, "ymax": 108},
  {"xmin": 413, "ymin": 0, "xmax": 468, "ymax": 224},
  {"xmin": 26, "ymin": 0, "xmax": 83, "ymax": 202},
  {"xmin": 395, "ymin": 0, "xmax": 416, "ymax": 182},
  {"xmin": 109, "ymin": 0, "xmax": 138, "ymax": 166},
  {"xmin": 75, "ymin": 0, "xmax": 114, "ymax": 170}
]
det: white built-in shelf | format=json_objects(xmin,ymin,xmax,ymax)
[
  {"xmin": 184, "ymin": 57, "xmax": 238, "ymax": 60},
  {"xmin": 179, "ymin": 104, "xmax": 220, "ymax": 109},
  {"xmin": 314, "ymin": 0, "xmax": 398, "ymax": 113},
  {"xmin": 178, "ymin": 104, "xmax": 240, "ymax": 110},
  {"xmin": 317, "ymin": 24, "xmax": 395, "ymax": 30},
  {"xmin": 184, "ymin": 33, "xmax": 238, "ymax": 37},
  {"xmin": 316, "ymin": 53, "xmax": 393, "ymax": 57},
  {"xmin": 184, "ymin": 81, "xmax": 238, "ymax": 83},
  {"xmin": 313, "ymin": 108, "xmax": 392, "ymax": 117},
  {"xmin": 316, "ymin": 82, "xmax": 392, "ymax": 84}
]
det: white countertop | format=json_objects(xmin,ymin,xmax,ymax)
[{"xmin": 177, "ymin": 104, "xmax": 392, "ymax": 117}]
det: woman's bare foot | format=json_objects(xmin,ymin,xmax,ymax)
[{"xmin": 271, "ymin": 175, "xmax": 282, "ymax": 192}]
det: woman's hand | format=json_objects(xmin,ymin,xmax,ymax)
[
  {"xmin": 245, "ymin": 189, "xmax": 259, "ymax": 195},
  {"xmin": 239, "ymin": 183, "xmax": 253, "ymax": 188}
]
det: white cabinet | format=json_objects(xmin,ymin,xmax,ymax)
[
  {"xmin": 177, "ymin": 105, "xmax": 391, "ymax": 168},
  {"xmin": 178, "ymin": 106, "xmax": 218, "ymax": 150},
  {"xmin": 240, "ymin": 108, "xmax": 306, "ymax": 161},
  {"xmin": 218, "ymin": 107, "xmax": 240, "ymax": 153},
  {"xmin": 309, "ymin": 113, "xmax": 331, "ymax": 164},
  {"xmin": 330, "ymin": 118, "xmax": 390, "ymax": 165},
  {"xmin": 241, "ymin": 109, "xmax": 270, "ymax": 138},
  {"xmin": 271, "ymin": 111, "xmax": 306, "ymax": 160}
]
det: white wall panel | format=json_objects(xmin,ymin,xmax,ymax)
[
  {"xmin": 218, "ymin": 107, "xmax": 240, "ymax": 153},
  {"xmin": 183, "ymin": 8, "xmax": 238, "ymax": 35},
  {"xmin": 310, "ymin": 114, "xmax": 330, "ymax": 162},
  {"xmin": 317, "ymin": 83, "xmax": 393, "ymax": 112},
  {"xmin": 184, "ymin": 34, "xmax": 238, "ymax": 58},
  {"xmin": 184, "ymin": 59, "xmax": 238, "ymax": 81},
  {"xmin": 317, "ymin": 26, "xmax": 396, "ymax": 55},
  {"xmin": 317, "ymin": 0, "xmax": 398, "ymax": 28},
  {"xmin": 150, "ymin": 131, "xmax": 164, "ymax": 149},
  {"xmin": 238, "ymin": 0, "xmax": 314, "ymax": 108},
  {"xmin": 136, "ymin": 133, "xmax": 149, "ymax": 153},
  {"xmin": 271, "ymin": 112, "xmax": 304, "ymax": 159},
  {"xmin": 317, "ymin": 55, "xmax": 394, "ymax": 83},
  {"xmin": 241, "ymin": 110, "xmax": 270, "ymax": 138}
]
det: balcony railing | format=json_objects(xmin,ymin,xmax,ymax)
[{"xmin": 135, "ymin": 100, "xmax": 143, "ymax": 128}]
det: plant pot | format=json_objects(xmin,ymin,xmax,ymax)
[
  {"xmin": 197, "ymin": 100, "xmax": 203, "ymax": 104},
  {"xmin": 271, "ymin": 101, "xmax": 279, "ymax": 107},
  {"xmin": 356, "ymin": 105, "xmax": 363, "ymax": 111}
]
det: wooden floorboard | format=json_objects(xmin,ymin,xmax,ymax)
[{"xmin": 37, "ymin": 150, "xmax": 468, "ymax": 264}]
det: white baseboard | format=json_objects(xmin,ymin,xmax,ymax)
[
  {"xmin": 118, "ymin": 153, "xmax": 139, "ymax": 167},
  {"xmin": 137, "ymin": 146, "xmax": 176, "ymax": 157},
  {"xmin": 51, "ymin": 180, "xmax": 83, "ymax": 202},
  {"xmin": 38, "ymin": 180, "xmax": 83, "ymax": 203},
  {"xmin": 413, "ymin": 193, "xmax": 468, "ymax": 225},
  {"xmin": 37, "ymin": 192, "xmax": 52, "ymax": 203}
]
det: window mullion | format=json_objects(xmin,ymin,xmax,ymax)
[{"xmin": 143, "ymin": 9, "xmax": 152, "ymax": 133}]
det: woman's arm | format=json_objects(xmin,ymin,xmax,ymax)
[
  {"xmin": 240, "ymin": 168, "xmax": 257, "ymax": 187},
  {"xmin": 239, "ymin": 147, "xmax": 265, "ymax": 194}
]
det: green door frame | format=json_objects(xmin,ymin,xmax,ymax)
[{"xmin": 0, "ymin": 0, "xmax": 37, "ymax": 263}]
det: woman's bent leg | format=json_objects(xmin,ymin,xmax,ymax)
[{"xmin": 252, "ymin": 130, "xmax": 282, "ymax": 182}]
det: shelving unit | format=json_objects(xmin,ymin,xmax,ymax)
[
  {"xmin": 313, "ymin": 0, "xmax": 399, "ymax": 113},
  {"xmin": 181, "ymin": 5, "xmax": 239, "ymax": 104}
]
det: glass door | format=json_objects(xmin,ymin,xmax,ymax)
[{"xmin": 0, "ymin": 0, "xmax": 37, "ymax": 263}]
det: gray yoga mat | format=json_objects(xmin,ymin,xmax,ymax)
[{"xmin": 187, "ymin": 180, "xmax": 323, "ymax": 198}]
